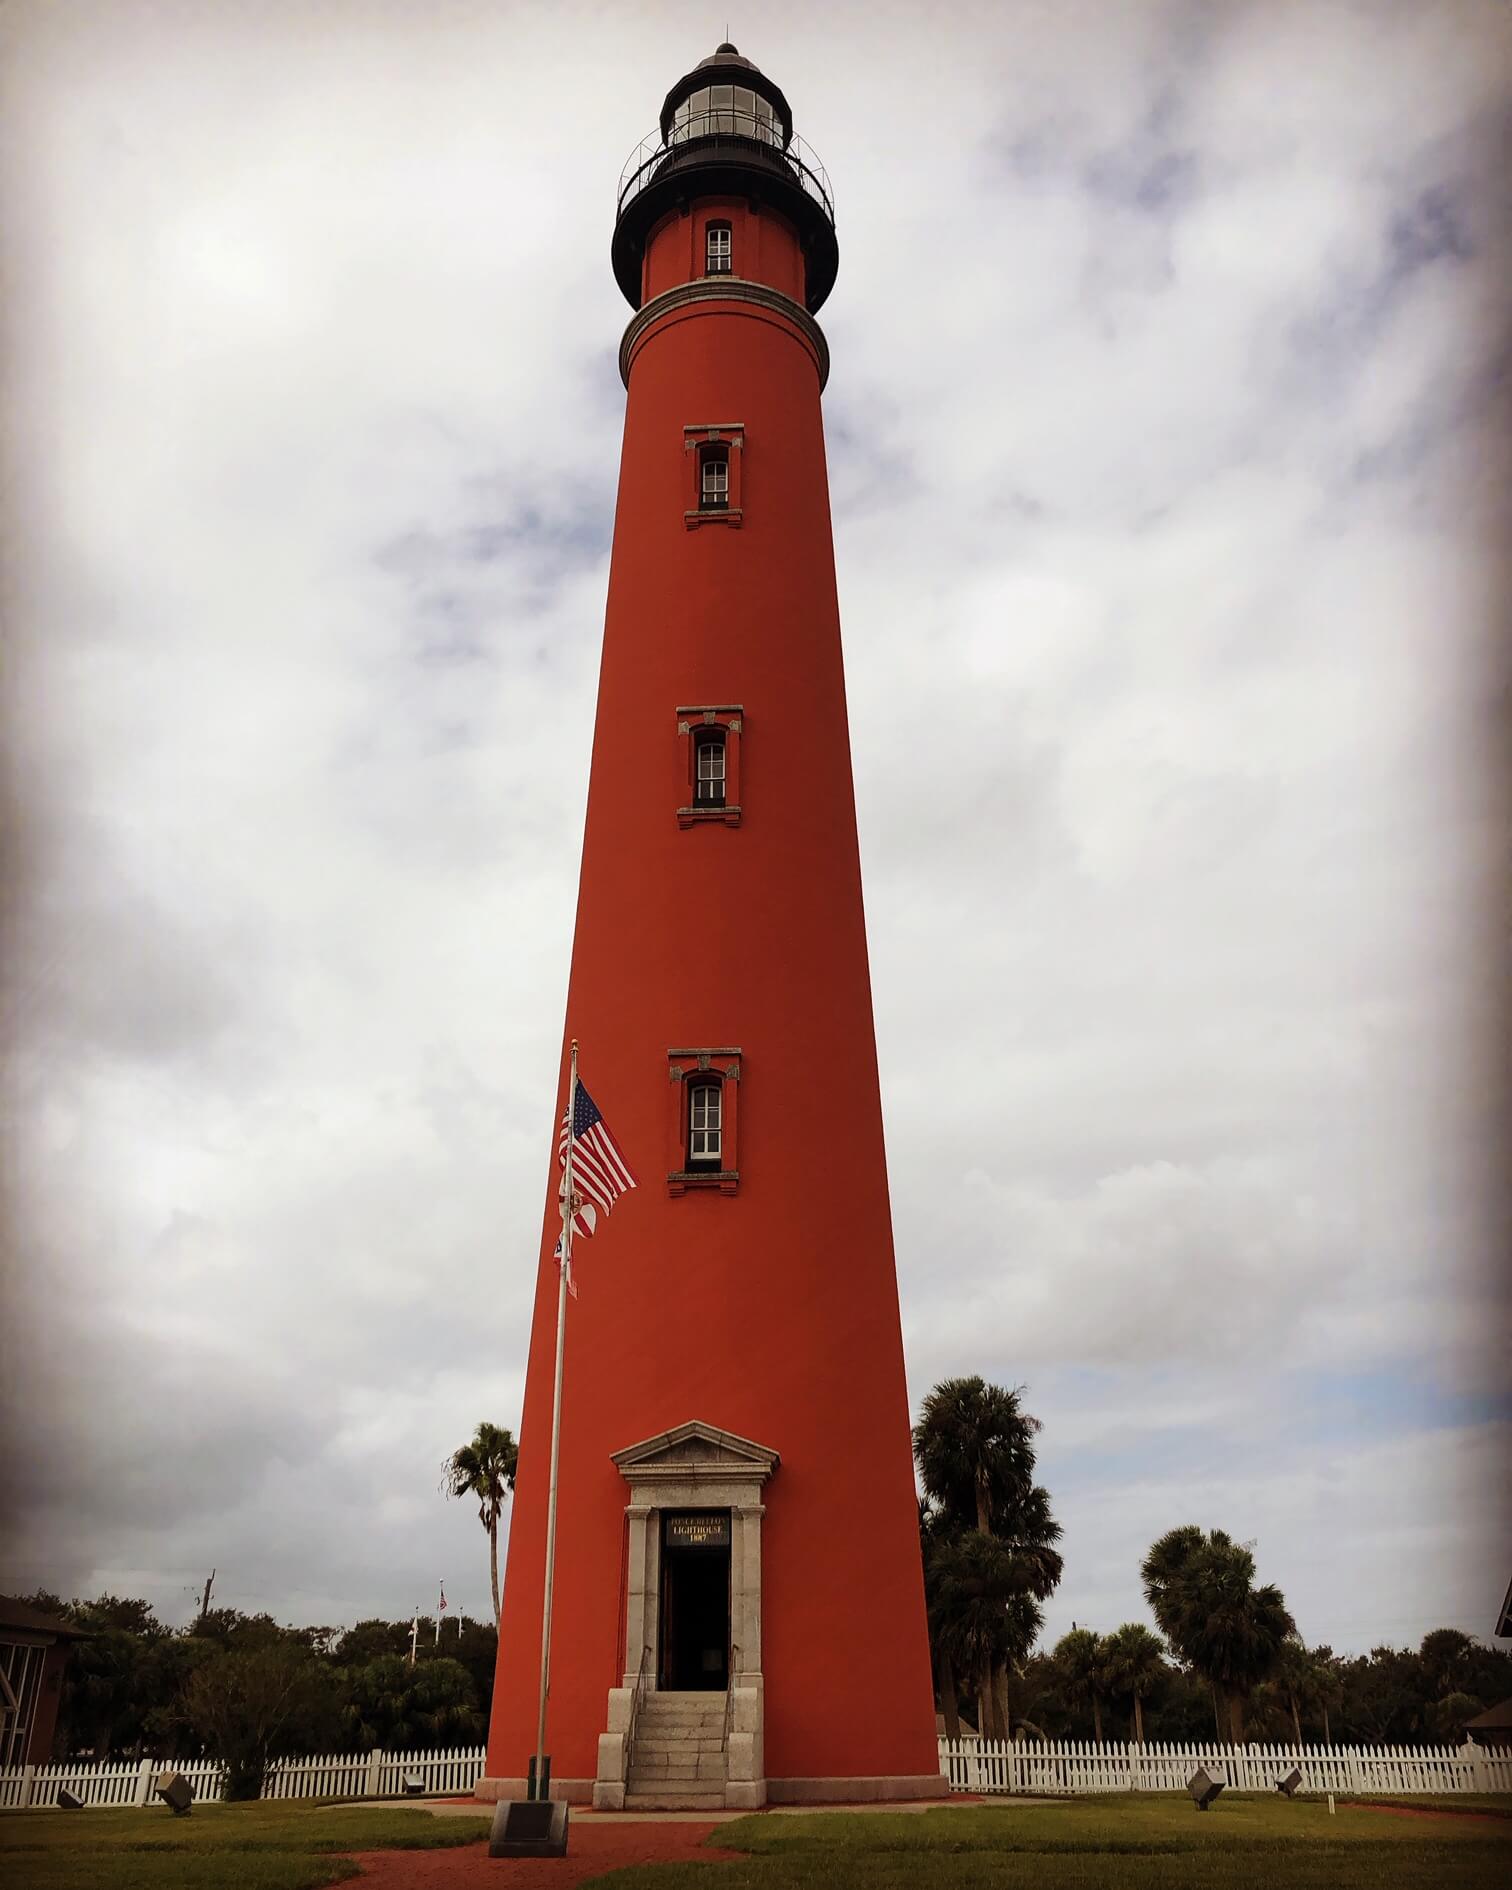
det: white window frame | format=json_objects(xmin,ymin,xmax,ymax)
[
  {"xmin": 700, "ymin": 449, "xmax": 729, "ymax": 509},
  {"xmin": 688, "ymin": 1080, "xmax": 723, "ymax": 1164},
  {"xmin": 706, "ymin": 223, "xmax": 732, "ymax": 275},
  {"xmin": 694, "ymin": 731, "xmax": 727, "ymax": 804}
]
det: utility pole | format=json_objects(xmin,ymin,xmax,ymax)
[
  {"xmin": 409, "ymin": 1610, "xmax": 419, "ymax": 1666},
  {"xmin": 198, "ymin": 1569, "xmax": 216, "ymax": 1625}
]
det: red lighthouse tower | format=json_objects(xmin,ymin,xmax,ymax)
[{"xmin": 482, "ymin": 44, "xmax": 942, "ymax": 1809}]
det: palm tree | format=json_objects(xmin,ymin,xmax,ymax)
[
  {"xmin": 919, "ymin": 1498, "xmax": 963, "ymax": 1740},
  {"xmin": 1054, "ymin": 1628, "xmax": 1111, "ymax": 1743},
  {"xmin": 1272, "ymin": 1636, "xmax": 1320, "ymax": 1748},
  {"xmin": 914, "ymin": 1377, "xmax": 1063, "ymax": 1740},
  {"xmin": 925, "ymin": 1528, "xmax": 1041, "ymax": 1741},
  {"xmin": 1140, "ymin": 1526, "xmax": 1294, "ymax": 1745},
  {"xmin": 914, "ymin": 1377, "xmax": 1042, "ymax": 1535},
  {"xmin": 443, "ymin": 1421, "xmax": 518, "ymax": 1623},
  {"xmin": 1101, "ymin": 1623, "xmax": 1166, "ymax": 1744},
  {"xmin": 1309, "ymin": 1644, "xmax": 1343, "ymax": 1745}
]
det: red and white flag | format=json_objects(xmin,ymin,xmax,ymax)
[{"xmin": 555, "ymin": 1078, "xmax": 636, "ymax": 1291}]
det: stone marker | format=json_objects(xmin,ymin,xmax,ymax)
[
  {"xmin": 1187, "ymin": 1767, "xmax": 1224, "ymax": 1810},
  {"xmin": 154, "ymin": 1771, "xmax": 194, "ymax": 1815},
  {"xmin": 488, "ymin": 1798, "xmax": 569, "ymax": 1858}
]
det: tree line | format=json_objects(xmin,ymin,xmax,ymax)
[
  {"xmin": 13, "ymin": 1423, "xmax": 524, "ymax": 1797},
  {"xmin": 19, "ymin": 1383, "xmax": 1507, "ymax": 1788},
  {"xmin": 915, "ymin": 1374, "xmax": 1510, "ymax": 1748},
  {"xmin": 15, "ymin": 1595, "xmax": 499, "ymax": 1796}
]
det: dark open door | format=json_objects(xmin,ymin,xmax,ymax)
[{"xmin": 658, "ymin": 1510, "xmax": 731, "ymax": 1690}]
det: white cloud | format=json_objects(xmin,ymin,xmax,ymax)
[{"xmin": 1, "ymin": 0, "xmax": 1506, "ymax": 1648}]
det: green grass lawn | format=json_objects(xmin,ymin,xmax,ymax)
[
  {"xmin": 4, "ymin": 1793, "xmax": 1508, "ymax": 1890},
  {"xmin": 597, "ymin": 1795, "xmax": 1512, "ymax": 1890},
  {"xmin": 0, "ymin": 1799, "xmax": 490, "ymax": 1890}
]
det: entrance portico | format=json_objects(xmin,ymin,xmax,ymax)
[{"xmin": 594, "ymin": 1420, "xmax": 777, "ymax": 1809}]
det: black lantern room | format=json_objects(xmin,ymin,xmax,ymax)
[{"xmin": 613, "ymin": 43, "xmax": 839, "ymax": 314}]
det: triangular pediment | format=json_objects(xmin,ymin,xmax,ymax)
[{"xmin": 611, "ymin": 1419, "xmax": 778, "ymax": 1479}]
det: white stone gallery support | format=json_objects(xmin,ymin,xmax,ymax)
[{"xmin": 592, "ymin": 1420, "xmax": 779, "ymax": 1810}]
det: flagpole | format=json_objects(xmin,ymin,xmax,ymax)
[{"xmin": 533, "ymin": 1037, "xmax": 576, "ymax": 1799}]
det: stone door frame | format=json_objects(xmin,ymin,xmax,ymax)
[
  {"xmin": 593, "ymin": 1419, "xmax": 777, "ymax": 1809},
  {"xmin": 610, "ymin": 1419, "xmax": 778, "ymax": 1691}
]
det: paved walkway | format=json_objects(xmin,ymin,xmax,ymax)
[
  {"xmin": 349, "ymin": 1818, "xmax": 740, "ymax": 1886},
  {"xmin": 369, "ymin": 1795, "xmax": 976, "ymax": 1821},
  {"xmin": 349, "ymin": 1797, "xmax": 980, "ymax": 1885}
]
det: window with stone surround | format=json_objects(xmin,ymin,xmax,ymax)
[
  {"xmin": 676, "ymin": 706, "xmax": 742, "ymax": 827},
  {"xmin": 684, "ymin": 423, "xmax": 743, "ymax": 527},
  {"xmin": 667, "ymin": 1048, "xmax": 741, "ymax": 1194}
]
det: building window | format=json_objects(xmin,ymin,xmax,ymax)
[
  {"xmin": 668, "ymin": 1047, "xmax": 742, "ymax": 1193},
  {"xmin": 687, "ymin": 1079, "xmax": 722, "ymax": 1167},
  {"xmin": 700, "ymin": 446, "xmax": 729, "ymax": 510},
  {"xmin": 684, "ymin": 424, "xmax": 744, "ymax": 528},
  {"xmin": 694, "ymin": 729, "xmax": 727, "ymax": 807},
  {"xmin": 706, "ymin": 222, "xmax": 732, "ymax": 274},
  {"xmin": 676, "ymin": 706, "xmax": 742, "ymax": 827}
]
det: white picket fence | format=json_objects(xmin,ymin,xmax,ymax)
[
  {"xmin": 0, "ymin": 1744, "xmax": 487, "ymax": 1809},
  {"xmin": 939, "ymin": 1735, "xmax": 1512, "ymax": 1797}
]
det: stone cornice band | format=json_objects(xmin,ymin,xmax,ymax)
[{"xmin": 620, "ymin": 277, "xmax": 830, "ymax": 391}]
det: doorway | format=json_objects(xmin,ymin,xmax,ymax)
[{"xmin": 658, "ymin": 1510, "xmax": 730, "ymax": 1691}]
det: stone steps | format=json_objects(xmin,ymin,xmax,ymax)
[
  {"xmin": 626, "ymin": 1690, "xmax": 728, "ymax": 1807},
  {"xmin": 629, "ymin": 1738, "xmax": 727, "ymax": 1756},
  {"xmin": 631, "ymin": 1752, "xmax": 725, "ymax": 1764},
  {"xmin": 624, "ymin": 1787, "xmax": 727, "ymax": 1809}
]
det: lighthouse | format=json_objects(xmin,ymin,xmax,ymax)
[{"xmin": 482, "ymin": 43, "xmax": 943, "ymax": 1809}]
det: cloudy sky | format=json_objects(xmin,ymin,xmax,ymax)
[{"xmin": 2, "ymin": 0, "xmax": 1509, "ymax": 1656}]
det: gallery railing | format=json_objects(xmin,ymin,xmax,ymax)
[{"xmin": 617, "ymin": 121, "xmax": 835, "ymax": 230}]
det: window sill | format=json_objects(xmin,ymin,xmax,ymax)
[
  {"xmin": 667, "ymin": 1170, "xmax": 740, "ymax": 1197},
  {"xmin": 678, "ymin": 803, "xmax": 742, "ymax": 829},
  {"xmin": 685, "ymin": 508, "xmax": 744, "ymax": 530}
]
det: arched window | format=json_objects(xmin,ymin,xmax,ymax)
[
  {"xmin": 699, "ymin": 445, "xmax": 729, "ymax": 511},
  {"xmin": 694, "ymin": 728, "xmax": 727, "ymax": 807},
  {"xmin": 706, "ymin": 221, "xmax": 732, "ymax": 275},
  {"xmin": 687, "ymin": 1078, "xmax": 723, "ymax": 1168}
]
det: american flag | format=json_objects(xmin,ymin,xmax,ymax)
[{"xmin": 558, "ymin": 1079, "xmax": 637, "ymax": 1246}]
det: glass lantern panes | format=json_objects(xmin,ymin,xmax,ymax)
[
  {"xmin": 671, "ymin": 82, "xmax": 783, "ymax": 146},
  {"xmin": 688, "ymin": 1080, "xmax": 722, "ymax": 1163},
  {"xmin": 695, "ymin": 731, "xmax": 727, "ymax": 805}
]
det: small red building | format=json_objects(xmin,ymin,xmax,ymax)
[
  {"xmin": 0, "ymin": 1597, "xmax": 88, "ymax": 1767},
  {"xmin": 482, "ymin": 44, "xmax": 941, "ymax": 1809}
]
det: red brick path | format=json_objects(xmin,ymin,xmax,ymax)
[{"xmin": 349, "ymin": 1820, "xmax": 740, "ymax": 1887}]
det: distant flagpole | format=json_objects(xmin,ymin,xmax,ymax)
[{"xmin": 533, "ymin": 1037, "xmax": 577, "ymax": 1799}]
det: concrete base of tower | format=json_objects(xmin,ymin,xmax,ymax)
[
  {"xmin": 474, "ymin": 1776, "xmax": 595, "ymax": 1806},
  {"xmin": 766, "ymin": 1774, "xmax": 952, "ymax": 1804}
]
